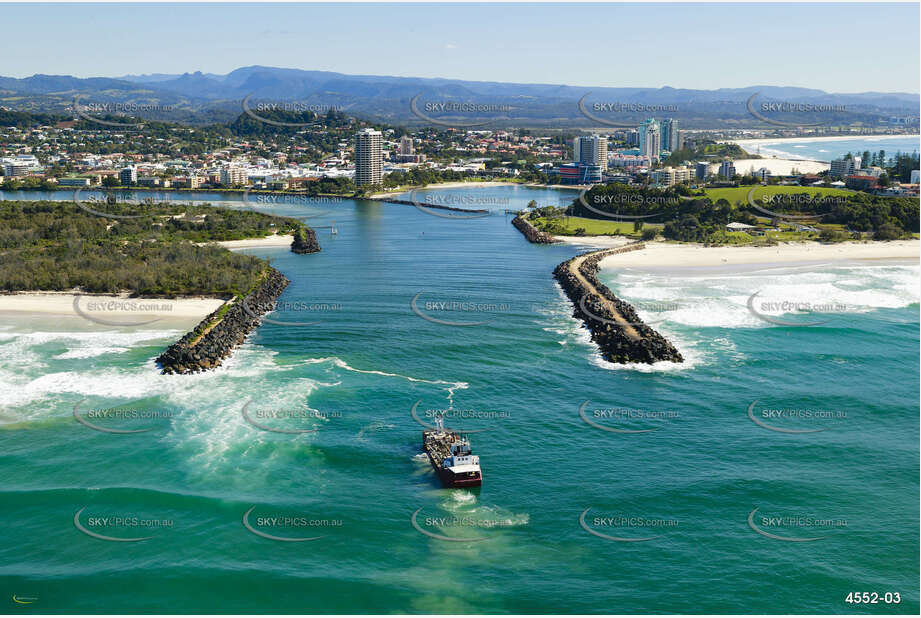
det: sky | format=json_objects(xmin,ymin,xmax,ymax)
[{"xmin": 2, "ymin": 2, "xmax": 919, "ymax": 93}]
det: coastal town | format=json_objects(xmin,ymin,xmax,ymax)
[
  {"xmin": 2, "ymin": 103, "xmax": 916, "ymax": 369},
  {"xmin": 2, "ymin": 1, "xmax": 920, "ymax": 615},
  {"xmin": 1, "ymin": 110, "xmax": 918, "ymax": 199}
]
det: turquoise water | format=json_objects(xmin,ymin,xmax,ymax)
[
  {"xmin": 1, "ymin": 185, "xmax": 918, "ymax": 613},
  {"xmin": 748, "ymin": 135, "xmax": 919, "ymax": 162}
]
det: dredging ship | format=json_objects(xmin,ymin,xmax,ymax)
[{"xmin": 422, "ymin": 417, "xmax": 482, "ymax": 488}]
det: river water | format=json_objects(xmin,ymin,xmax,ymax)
[{"xmin": 1, "ymin": 185, "xmax": 918, "ymax": 613}]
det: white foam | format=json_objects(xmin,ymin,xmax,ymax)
[
  {"xmin": 1, "ymin": 325, "xmax": 473, "ymax": 486},
  {"xmin": 0, "ymin": 329, "xmax": 182, "ymax": 384},
  {"xmin": 53, "ymin": 346, "xmax": 132, "ymax": 359},
  {"xmin": 605, "ymin": 263, "xmax": 919, "ymax": 329},
  {"xmin": 587, "ymin": 333, "xmax": 705, "ymax": 373},
  {"xmin": 301, "ymin": 356, "xmax": 468, "ymax": 404},
  {"xmin": 357, "ymin": 421, "xmax": 396, "ymax": 441},
  {"xmin": 542, "ymin": 281, "xmax": 705, "ymax": 372},
  {"xmin": 454, "ymin": 491, "xmax": 478, "ymax": 505},
  {"xmin": 435, "ymin": 489, "xmax": 530, "ymax": 528}
]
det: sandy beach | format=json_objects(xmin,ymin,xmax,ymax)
[
  {"xmin": 0, "ymin": 291, "xmax": 226, "ymax": 319},
  {"xmin": 573, "ymin": 239, "xmax": 921, "ymax": 269},
  {"xmin": 724, "ymin": 134, "xmax": 919, "ymax": 173},
  {"xmin": 200, "ymin": 234, "xmax": 294, "ymax": 249},
  {"xmin": 730, "ymin": 134, "xmax": 920, "ymax": 149},
  {"xmin": 553, "ymin": 236, "xmax": 637, "ymax": 249},
  {"xmin": 0, "ymin": 230, "xmax": 293, "ymax": 321},
  {"xmin": 718, "ymin": 158, "xmax": 829, "ymax": 175},
  {"xmin": 1, "ymin": 233, "xmax": 292, "ymax": 320}
]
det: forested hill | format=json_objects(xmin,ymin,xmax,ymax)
[{"xmin": 0, "ymin": 200, "xmax": 305, "ymax": 296}]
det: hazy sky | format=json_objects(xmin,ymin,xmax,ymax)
[{"xmin": 3, "ymin": 2, "xmax": 918, "ymax": 93}]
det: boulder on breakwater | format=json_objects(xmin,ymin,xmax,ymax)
[
  {"xmin": 553, "ymin": 243, "xmax": 684, "ymax": 364},
  {"xmin": 156, "ymin": 268, "xmax": 290, "ymax": 374},
  {"xmin": 512, "ymin": 215, "xmax": 554, "ymax": 244},
  {"xmin": 291, "ymin": 226, "xmax": 320, "ymax": 254}
]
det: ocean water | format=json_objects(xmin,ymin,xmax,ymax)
[
  {"xmin": 746, "ymin": 135, "xmax": 920, "ymax": 162},
  {"xmin": 1, "ymin": 185, "xmax": 918, "ymax": 614}
]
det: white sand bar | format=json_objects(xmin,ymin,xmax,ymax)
[
  {"xmin": 730, "ymin": 134, "xmax": 920, "ymax": 149},
  {"xmin": 590, "ymin": 240, "xmax": 919, "ymax": 268},
  {"xmin": 200, "ymin": 234, "xmax": 294, "ymax": 249},
  {"xmin": 724, "ymin": 158, "xmax": 829, "ymax": 175},
  {"xmin": 0, "ymin": 292, "xmax": 225, "ymax": 318}
]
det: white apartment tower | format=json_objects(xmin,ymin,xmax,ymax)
[
  {"xmin": 220, "ymin": 166, "xmax": 247, "ymax": 186},
  {"xmin": 355, "ymin": 128, "xmax": 383, "ymax": 186},
  {"xmin": 718, "ymin": 160, "xmax": 737, "ymax": 179},
  {"xmin": 573, "ymin": 135, "xmax": 608, "ymax": 171},
  {"xmin": 829, "ymin": 156, "xmax": 862, "ymax": 178},
  {"xmin": 399, "ymin": 135, "xmax": 415, "ymax": 156},
  {"xmin": 119, "ymin": 166, "xmax": 138, "ymax": 185},
  {"xmin": 638, "ymin": 119, "xmax": 661, "ymax": 162}
]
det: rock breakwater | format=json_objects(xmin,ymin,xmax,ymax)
[
  {"xmin": 553, "ymin": 243, "xmax": 683, "ymax": 364},
  {"xmin": 291, "ymin": 226, "xmax": 320, "ymax": 254},
  {"xmin": 370, "ymin": 196, "xmax": 489, "ymax": 215},
  {"xmin": 156, "ymin": 268, "xmax": 291, "ymax": 374},
  {"xmin": 512, "ymin": 215, "xmax": 554, "ymax": 244}
]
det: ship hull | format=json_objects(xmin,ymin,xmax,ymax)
[
  {"xmin": 441, "ymin": 472, "xmax": 482, "ymax": 488},
  {"xmin": 423, "ymin": 446, "xmax": 482, "ymax": 488},
  {"xmin": 422, "ymin": 429, "xmax": 483, "ymax": 488}
]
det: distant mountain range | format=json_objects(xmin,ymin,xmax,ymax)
[{"xmin": 1, "ymin": 66, "xmax": 918, "ymax": 128}]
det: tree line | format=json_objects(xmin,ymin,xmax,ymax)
[
  {"xmin": 0, "ymin": 199, "xmax": 308, "ymax": 296},
  {"xmin": 570, "ymin": 184, "xmax": 919, "ymax": 242}
]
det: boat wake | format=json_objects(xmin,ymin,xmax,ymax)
[
  {"xmin": 438, "ymin": 491, "xmax": 530, "ymax": 528},
  {"xmin": 302, "ymin": 356, "xmax": 469, "ymax": 404},
  {"xmin": 357, "ymin": 421, "xmax": 396, "ymax": 442}
]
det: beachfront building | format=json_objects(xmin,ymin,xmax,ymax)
[
  {"xmin": 854, "ymin": 166, "xmax": 886, "ymax": 178},
  {"xmin": 355, "ymin": 128, "xmax": 383, "ymax": 186},
  {"xmin": 829, "ymin": 156, "xmax": 861, "ymax": 178},
  {"xmin": 137, "ymin": 176, "xmax": 165, "ymax": 188},
  {"xmin": 638, "ymin": 119, "xmax": 661, "ymax": 162},
  {"xmin": 609, "ymin": 153, "xmax": 651, "ymax": 169},
  {"xmin": 579, "ymin": 164, "xmax": 603, "ymax": 184},
  {"xmin": 573, "ymin": 135, "xmax": 608, "ymax": 171},
  {"xmin": 2, "ymin": 162, "xmax": 31, "ymax": 177},
  {"xmin": 661, "ymin": 118, "xmax": 679, "ymax": 153},
  {"xmin": 695, "ymin": 161, "xmax": 709, "ymax": 180},
  {"xmin": 1, "ymin": 154, "xmax": 42, "ymax": 177},
  {"xmin": 726, "ymin": 222, "xmax": 765, "ymax": 236},
  {"xmin": 718, "ymin": 160, "xmax": 736, "ymax": 179},
  {"xmin": 56, "ymin": 176, "xmax": 91, "ymax": 187},
  {"xmin": 554, "ymin": 162, "xmax": 603, "ymax": 184},
  {"xmin": 605, "ymin": 172, "xmax": 633, "ymax": 184},
  {"xmin": 119, "ymin": 166, "xmax": 137, "ymax": 185},
  {"xmin": 726, "ymin": 222, "xmax": 755, "ymax": 231},
  {"xmin": 220, "ymin": 166, "xmax": 247, "ymax": 186},
  {"xmin": 650, "ymin": 166, "xmax": 693, "ymax": 186},
  {"xmin": 845, "ymin": 175, "xmax": 879, "ymax": 191},
  {"xmin": 399, "ymin": 135, "xmax": 414, "ymax": 156}
]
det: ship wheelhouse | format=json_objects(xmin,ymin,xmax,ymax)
[{"xmin": 423, "ymin": 427, "xmax": 482, "ymax": 488}]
